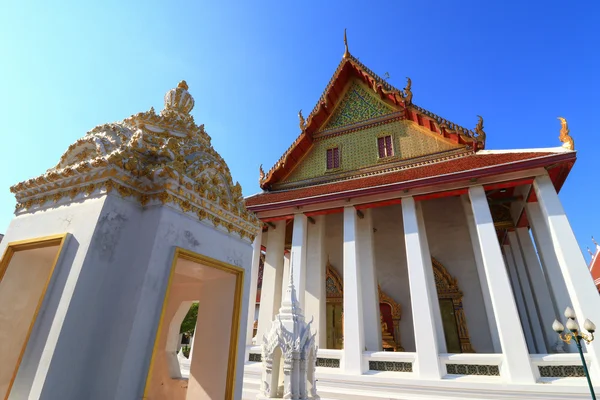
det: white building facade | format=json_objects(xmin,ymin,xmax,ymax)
[{"xmin": 242, "ymin": 48, "xmax": 598, "ymax": 399}]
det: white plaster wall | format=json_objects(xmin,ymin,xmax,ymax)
[
  {"xmin": 421, "ymin": 196, "xmax": 494, "ymax": 353},
  {"xmin": 2, "ymin": 193, "xmax": 253, "ymax": 400},
  {"xmin": 117, "ymin": 200, "xmax": 253, "ymax": 400},
  {"xmin": 371, "ymin": 204, "xmax": 416, "ymax": 352}
]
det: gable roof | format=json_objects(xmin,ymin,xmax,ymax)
[{"xmin": 259, "ymin": 51, "xmax": 485, "ymax": 190}]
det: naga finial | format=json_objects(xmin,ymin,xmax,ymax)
[
  {"xmin": 558, "ymin": 117, "xmax": 574, "ymax": 150},
  {"xmin": 259, "ymin": 164, "xmax": 265, "ymax": 183},
  {"xmin": 177, "ymin": 80, "xmax": 189, "ymax": 90},
  {"xmin": 403, "ymin": 77, "xmax": 413, "ymax": 105},
  {"xmin": 298, "ymin": 109, "xmax": 306, "ymax": 131},
  {"xmin": 343, "ymin": 29, "xmax": 350, "ymax": 59},
  {"xmin": 475, "ymin": 115, "xmax": 486, "ymax": 145}
]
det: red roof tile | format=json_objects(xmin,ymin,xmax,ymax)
[{"xmin": 246, "ymin": 151, "xmax": 575, "ymax": 209}]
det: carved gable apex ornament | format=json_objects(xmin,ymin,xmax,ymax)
[{"xmin": 10, "ymin": 81, "xmax": 260, "ymax": 242}]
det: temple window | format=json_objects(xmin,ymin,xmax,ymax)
[
  {"xmin": 378, "ymin": 135, "xmax": 394, "ymax": 158},
  {"xmin": 326, "ymin": 147, "xmax": 340, "ymax": 169}
]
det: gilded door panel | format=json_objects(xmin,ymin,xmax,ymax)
[
  {"xmin": 439, "ymin": 299, "xmax": 461, "ymax": 353},
  {"xmin": 326, "ymin": 303, "xmax": 343, "ymax": 350}
]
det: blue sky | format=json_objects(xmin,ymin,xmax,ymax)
[{"xmin": 0, "ymin": 1, "xmax": 598, "ymax": 258}]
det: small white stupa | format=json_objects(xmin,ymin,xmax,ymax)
[{"xmin": 259, "ymin": 261, "xmax": 318, "ymax": 399}]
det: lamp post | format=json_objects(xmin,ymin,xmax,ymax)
[{"xmin": 553, "ymin": 307, "xmax": 596, "ymax": 400}]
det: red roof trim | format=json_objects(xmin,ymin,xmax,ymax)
[{"xmin": 247, "ymin": 151, "xmax": 576, "ymax": 212}]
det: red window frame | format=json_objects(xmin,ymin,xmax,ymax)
[
  {"xmin": 377, "ymin": 135, "xmax": 393, "ymax": 158},
  {"xmin": 326, "ymin": 147, "xmax": 340, "ymax": 169}
]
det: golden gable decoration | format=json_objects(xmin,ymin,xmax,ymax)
[{"xmin": 10, "ymin": 81, "xmax": 260, "ymax": 242}]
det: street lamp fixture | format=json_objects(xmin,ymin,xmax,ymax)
[{"xmin": 553, "ymin": 307, "xmax": 596, "ymax": 400}]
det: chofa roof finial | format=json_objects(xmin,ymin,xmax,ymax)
[
  {"xmin": 343, "ymin": 29, "xmax": 350, "ymax": 59},
  {"xmin": 558, "ymin": 117, "xmax": 574, "ymax": 150},
  {"xmin": 298, "ymin": 109, "xmax": 306, "ymax": 131},
  {"xmin": 475, "ymin": 115, "xmax": 486, "ymax": 146}
]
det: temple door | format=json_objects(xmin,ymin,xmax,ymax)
[
  {"xmin": 439, "ymin": 299, "xmax": 462, "ymax": 353},
  {"xmin": 326, "ymin": 303, "xmax": 344, "ymax": 350},
  {"xmin": 433, "ymin": 258, "xmax": 474, "ymax": 353}
]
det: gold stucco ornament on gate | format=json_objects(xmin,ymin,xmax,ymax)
[{"xmin": 10, "ymin": 81, "xmax": 261, "ymax": 242}]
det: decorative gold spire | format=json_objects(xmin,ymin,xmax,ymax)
[
  {"xmin": 403, "ymin": 77, "xmax": 413, "ymax": 105},
  {"xmin": 177, "ymin": 80, "xmax": 189, "ymax": 90},
  {"xmin": 343, "ymin": 29, "xmax": 350, "ymax": 59},
  {"xmin": 164, "ymin": 80, "xmax": 194, "ymax": 114},
  {"xmin": 475, "ymin": 115, "xmax": 486, "ymax": 145},
  {"xmin": 558, "ymin": 117, "xmax": 574, "ymax": 150},
  {"xmin": 298, "ymin": 109, "xmax": 306, "ymax": 131}
]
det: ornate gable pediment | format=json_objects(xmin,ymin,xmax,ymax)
[
  {"xmin": 257, "ymin": 42, "xmax": 485, "ymax": 191},
  {"xmin": 320, "ymin": 80, "xmax": 396, "ymax": 132}
]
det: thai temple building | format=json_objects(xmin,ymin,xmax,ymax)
[
  {"xmin": 0, "ymin": 32, "xmax": 599, "ymax": 400},
  {"xmin": 241, "ymin": 35, "xmax": 600, "ymax": 399}
]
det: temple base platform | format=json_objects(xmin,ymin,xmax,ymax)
[{"xmin": 242, "ymin": 349, "xmax": 598, "ymax": 400}]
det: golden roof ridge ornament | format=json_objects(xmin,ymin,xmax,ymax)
[
  {"xmin": 558, "ymin": 117, "xmax": 574, "ymax": 150},
  {"xmin": 343, "ymin": 29, "xmax": 350, "ymax": 59},
  {"xmin": 259, "ymin": 164, "xmax": 265, "ymax": 184},
  {"xmin": 298, "ymin": 109, "xmax": 306, "ymax": 131},
  {"xmin": 403, "ymin": 77, "xmax": 413, "ymax": 105},
  {"xmin": 475, "ymin": 115, "xmax": 486, "ymax": 146}
]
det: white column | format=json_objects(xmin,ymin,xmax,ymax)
[
  {"xmin": 462, "ymin": 195, "xmax": 501, "ymax": 353},
  {"xmin": 306, "ymin": 215, "xmax": 327, "ymax": 348},
  {"xmin": 534, "ymin": 174, "xmax": 600, "ymax": 372},
  {"xmin": 503, "ymin": 245, "xmax": 535, "ymax": 353},
  {"xmin": 419, "ymin": 206, "xmax": 447, "ymax": 354},
  {"xmin": 468, "ymin": 186, "xmax": 535, "ymax": 383},
  {"xmin": 356, "ymin": 209, "xmax": 382, "ymax": 351},
  {"xmin": 246, "ymin": 230, "xmax": 263, "ymax": 346},
  {"xmin": 402, "ymin": 197, "xmax": 442, "ymax": 379},
  {"xmin": 516, "ymin": 227, "xmax": 562, "ymax": 352},
  {"xmin": 509, "ymin": 231, "xmax": 546, "ymax": 354},
  {"xmin": 525, "ymin": 201, "xmax": 571, "ymax": 325},
  {"xmin": 256, "ymin": 220, "xmax": 286, "ymax": 343},
  {"xmin": 342, "ymin": 206, "xmax": 365, "ymax": 374},
  {"xmin": 291, "ymin": 214, "xmax": 308, "ymax": 309},
  {"xmin": 281, "ymin": 253, "xmax": 291, "ymax": 306}
]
